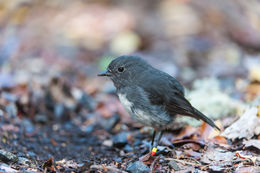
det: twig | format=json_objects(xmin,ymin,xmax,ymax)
[
  {"xmin": 165, "ymin": 158, "xmax": 203, "ymax": 167},
  {"xmin": 189, "ymin": 157, "xmax": 201, "ymax": 165},
  {"xmin": 150, "ymin": 155, "xmax": 160, "ymax": 173}
]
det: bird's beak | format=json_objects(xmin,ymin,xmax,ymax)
[{"xmin": 97, "ymin": 70, "xmax": 112, "ymax": 77}]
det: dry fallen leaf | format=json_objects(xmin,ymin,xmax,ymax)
[
  {"xmin": 139, "ymin": 151, "xmax": 156, "ymax": 165},
  {"xmin": 210, "ymin": 136, "xmax": 228, "ymax": 145},
  {"xmin": 184, "ymin": 149, "xmax": 201, "ymax": 159},
  {"xmin": 243, "ymin": 139, "xmax": 260, "ymax": 151},
  {"xmin": 201, "ymin": 147, "xmax": 234, "ymax": 166},
  {"xmin": 235, "ymin": 166, "xmax": 260, "ymax": 173},
  {"xmin": 221, "ymin": 107, "xmax": 260, "ymax": 140},
  {"xmin": 198, "ymin": 121, "xmax": 221, "ymax": 140},
  {"xmin": 174, "ymin": 125, "xmax": 197, "ymax": 140},
  {"xmin": 42, "ymin": 157, "xmax": 56, "ymax": 173}
]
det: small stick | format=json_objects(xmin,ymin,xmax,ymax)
[
  {"xmin": 165, "ymin": 158, "xmax": 203, "ymax": 167},
  {"xmin": 150, "ymin": 155, "xmax": 160, "ymax": 173}
]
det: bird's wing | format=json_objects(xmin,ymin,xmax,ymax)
[
  {"xmin": 165, "ymin": 91, "xmax": 220, "ymax": 130},
  {"xmin": 140, "ymin": 75, "xmax": 220, "ymax": 130},
  {"xmin": 139, "ymin": 71, "xmax": 187, "ymax": 110},
  {"xmin": 141, "ymin": 79, "xmax": 194, "ymax": 116}
]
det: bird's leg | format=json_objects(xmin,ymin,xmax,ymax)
[
  {"xmin": 151, "ymin": 130, "xmax": 156, "ymax": 150},
  {"xmin": 151, "ymin": 130, "xmax": 163, "ymax": 156}
]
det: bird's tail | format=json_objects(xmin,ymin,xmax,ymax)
[{"xmin": 192, "ymin": 107, "xmax": 220, "ymax": 131}]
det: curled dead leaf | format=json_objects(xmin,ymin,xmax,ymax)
[
  {"xmin": 42, "ymin": 157, "xmax": 56, "ymax": 173},
  {"xmin": 221, "ymin": 107, "xmax": 260, "ymax": 140}
]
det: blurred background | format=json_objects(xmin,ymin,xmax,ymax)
[
  {"xmin": 0, "ymin": 0, "xmax": 260, "ymax": 172},
  {"xmin": 1, "ymin": 0, "xmax": 260, "ymax": 120}
]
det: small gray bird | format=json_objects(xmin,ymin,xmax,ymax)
[{"xmin": 98, "ymin": 55, "xmax": 220, "ymax": 155}]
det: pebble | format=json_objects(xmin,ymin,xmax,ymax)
[
  {"xmin": 0, "ymin": 149, "xmax": 18, "ymax": 163},
  {"xmin": 124, "ymin": 144, "xmax": 133, "ymax": 152},
  {"xmin": 5, "ymin": 103, "xmax": 17, "ymax": 117},
  {"xmin": 64, "ymin": 122, "xmax": 73, "ymax": 130},
  {"xmin": 18, "ymin": 157, "xmax": 30, "ymax": 165},
  {"xmin": 126, "ymin": 161, "xmax": 150, "ymax": 173},
  {"xmin": 0, "ymin": 163, "xmax": 18, "ymax": 172},
  {"xmin": 78, "ymin": 92, "xmax": 95, "ymax": 112},
  {"xmin": 103, "ymin": 140, "xmax": 113, "ymax": 147},
  {"xmin": 34, "ymin": 114, "xmax": 48, "ymax": 124},
  {"xmin": 133, "ymin": 139, "xmax": 142, "ymax": 146},
  {"xmin": 168, "ymin": 160, "xmax": 180, "ymax": 171},
  {"xmin": 26, "ymin": 151, "xmax": 36, "ymax": 158},
  {"xmin": 113, "ymin": 157, "xmax": 122, "ymax": 162},
  {"xmin": 2, "ymin": 92, "xmax": 17, "ymax": 102},
  {"xmin": 54, "ymin": 103, "xmax": 65, "ymax": 118},
  {"xmin": 209, "ymin": 165, "xmax": 225, "ymax": 172},
  {"xmin": 81, "ymin": 124, "xmax": 95, "ymax": 134},
  {"xmin": 22, "ymin": 119, "xmax": 35, "ymax": 134},
  {"xmin": 100, "ymin": 114, "xmax": 120, "ymax": 131},
  {"xmin": 0, "ymin": 73, "xmax": 15, "ymax": 88},
  {"xmin": 112, "ymin": 132, "xmax": 129, "ymax": 148}
]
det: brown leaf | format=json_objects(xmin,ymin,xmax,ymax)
[
  {"xmin": 198, "ymin": 121, "xmax": 221, "ymax": 140},
  {"xmin": 51, "ymin": 139, "xmax": 58, "ymax": 146},
  {"xmin": 184, "ymin": 149, "xmax": 201, "ymax": 159},
  {"xmin": 42, "ymin": 157, "xmax": 56, "ymax": 173},
  {"xmin": 174, "ymin": 125, "xmax": 197, "ymax": 140},
  {"xmin": 210, "ymin": 136, "xmax": 228, "ymax": 145},
  {"xmin": 139, "ymin": 151, "xmax": 156, "ymax": 165},
  {"xmin": 172, "ymin": 139, "xmax": 206, "ymax": 148},
  {"xmin": 182, "ymin": 143, "xmax": 201, "ymax": 151}
]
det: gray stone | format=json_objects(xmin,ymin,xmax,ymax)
[
  {"xmin": 54, "ymin": 103, "xmax": 65, "ymax": 118},
  {"xmin": 112, "ymin": 132, "xmax": 129, "ymax": 147},
  {"xmin": 5, "ymin": 103, "xmax": 17, "ymax": 117},
  {"xmin": 34, "ymin": 114, "xmax": 48, "ymax": 123},
  {"xmin": 168, "ymin": 160, "xmax": 180, "ymax": 171},
  {"xmin": 209, "ymin": 165, "xmax": 225, "ymax": 172},
  {"xmin": 0, "ymin": 163, "xmax": 18, "ymax": 172},
  {"xmin": 0, "ymin": 150, "xmax": 18, "ymax": 163},
  {"xmin": 81, "ymin": 124, "xmax": 95, "ymax": 134},
  {"xmin": 22, "ymin": 119, "xmax": 35, "ymax": 134},
  {"xmin": 26, "ymin": 151, "xmax": 36, "ymax": 158},
  {"xmin": 18, "ymin": 157, "xmax": 30, "ymax": 165},
  {"xmin": 0, "ymin": 73, "xmax": 15, "ymax": 88},
  {"xmin": 100, "ymin": 114, "xmax": 120, "ymax": 131},
  {"xmin": 126, "ymin": 161, "xmax": 150, "ymax": 173},
  {"xmin": 2, "ymin": 92, "xmax": 17, "ymax": 102}
]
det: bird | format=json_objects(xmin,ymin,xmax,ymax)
[{"xmin": 98, "ymin": 55, "xmax": 220, "ymax": 155}]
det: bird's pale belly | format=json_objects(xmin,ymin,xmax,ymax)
[{"xmin": 118, "ymin": 93, "xmax": 173, "ymax": 129}]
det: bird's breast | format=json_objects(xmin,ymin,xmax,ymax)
[
  {"xmin": 118, "ymin": 92, "xmax": 173, "ymax": 129},
  {"xmin": 118, "ymin": 93, "xmax": 150, "ymax": 123},
  {"xmin": 118, "ymin": 93, "xmax": 133, "ymax": 114}
]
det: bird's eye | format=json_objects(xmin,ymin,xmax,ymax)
[{"xmin": 117, "ymin": 67, "xmax": 124, "ymax": 72}]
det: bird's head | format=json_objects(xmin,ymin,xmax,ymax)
[{"xmin": 98, "ymin": 55, "xmax": 149, "ymax": 89}]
